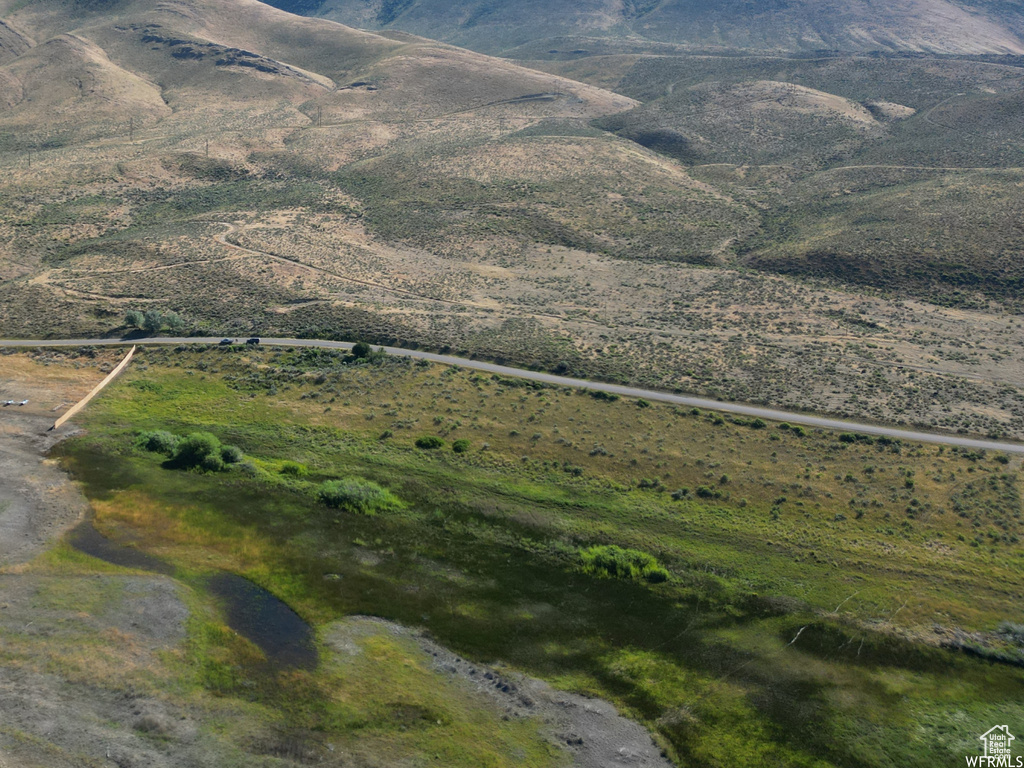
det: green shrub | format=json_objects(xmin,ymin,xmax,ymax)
[
  {"xmin": 997, "ymin": 621, "xmax": 1024, "ymax": 646},
  {"xmin": 351, "ymin": 341, "xmax": 372, "ymax": 359},
  {"xmin": 137, "ymin": 430, "xmax": 179, "ymax": 455},
  {"xmin": 142, "ymin": 309, "xmax": 163, "ymax": 332},
  {"xmin": 220, "ymin": 445, "xmax": 244, "ymax": 464},
  {"xmin": 173, "ymin": 432, "xmax": 222, "ymax": 468},
  {"xmin": 452, "ymin": 439, "xmax": 471, "ymax": 453},
  {"xmin": 580, "ymin": 545, "xmax": 669, "ymax": 584},
  {"xmin": 201, "ymin": 453, "xmax": 226, "ymax": 473},
  {"xmin": 280, "ymin": 461, "xmax": 309, "ymax": 477},
  {"xmin": 163, "ymin": 311, "xmax": 185, "ymax": 331},
  {"xmin": 238, "ymin": 461, "xmax": 260, "ymax": 477},
  {"xmin": 317, "ymin": 477, "xmax": 402, "ymax": 516},
  {"xmin": 416, "ymin": 436, "xmax": 445, "ymax": 449}
]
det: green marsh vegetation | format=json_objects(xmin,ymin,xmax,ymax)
[{"xmin": 55, "ymin": 345, "xmax": 1024, "ymax": 767}]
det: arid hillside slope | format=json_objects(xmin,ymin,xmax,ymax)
[
  {"xmin": 3, "ymin": 0, "xmax": 1024, "ymax": 442},
  {"xmin": 264, "ymin": 0, "xmax": 1024, "ymax": 55}
]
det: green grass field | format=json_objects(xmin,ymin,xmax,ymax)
[{"xmin": 51, "ymin": 345, "xmax": 1024, "ymax": 767}]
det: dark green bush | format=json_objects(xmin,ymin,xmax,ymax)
[
  {"xmin": 696, "ymin": 485, "xmax": 722, "ymax": 499},
  {"xmin": 137, "ymin": 430, "xmax": 180, "ymax": 455},
  {"xmin": 452, "ymin": 439, "xmax": 471, "ymax": 453},
  {"xmin": 416, "ymin": 436, "xmax": 445, "ymax": 449},
  {"xmin": 142, "ymin": 309, "xmax": 163, "ymax": 332},
  {"xmin": 317, "ymin": 477, "xmax": 402, "ymax": 516},
  {"xmin": 220, "ymin": 445, "xmax": 244, "ymax": 464},
  {"xmin": 579, "ymin": 545, "xmax": 669, "ymax": 584},
  {"xmin": 201, "ymin": 453, "xmax": 226, "ymax": 473},
  {"xmin": 173, "ymin": 432, "xmax": 222, "ymax": 468}
]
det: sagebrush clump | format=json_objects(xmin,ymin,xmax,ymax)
[{"xmin": 317, "ymin": 477, "xmax": 403, "ymax": 516}]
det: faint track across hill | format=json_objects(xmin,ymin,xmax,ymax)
[
  {"xmin": 211, "ymin": 222, "xmax": 602, "ymax": 325},
  {"xmin": 2, "ymin": 336, "xmax": 1023, "ymax": 455}
]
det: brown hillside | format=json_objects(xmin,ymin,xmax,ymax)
[{"xmin": 267, "ymin": 0, "xmax": 1024, "ymax": 56}]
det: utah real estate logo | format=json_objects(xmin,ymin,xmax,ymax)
[{"xmin": 967, "ymin": 726, "xmax": 1022, "ymax": 767}]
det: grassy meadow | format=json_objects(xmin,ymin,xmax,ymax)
[{"xmin": 43, "ymin": 345, "xmax": 1024, "ymax": 767}]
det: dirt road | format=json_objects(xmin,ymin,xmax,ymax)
[{"xmin": 3, "ymin": 336, "xmax": 1023, "ymax": 454}]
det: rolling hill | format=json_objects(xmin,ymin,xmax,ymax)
[
  {"xmin": 2, "ymin": 0, "xmax": 1024, "ymax": 444},
  {"xmin": 264, "ymin": 0, "xmax": 1024, "ymax": 55}
]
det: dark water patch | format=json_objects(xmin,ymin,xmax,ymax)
[
  {"xmin": 69, "ymin": 519, "xmax": 175, "ymax": 575},
  {"xmin": 208, "ymin": 572, "xmax": 318, "ymax": 670},
  {"xmin": 69, "ymin": 520, "xmax": 317, "ymax": 669}
]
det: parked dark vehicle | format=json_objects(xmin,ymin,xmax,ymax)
[
  {"xmin": 246, "ymin": 337, "xmax": 260, "ymax": 345},
  {"xmin": 220, "ymin": 338, "xmax": 233, "ymax": 345}
]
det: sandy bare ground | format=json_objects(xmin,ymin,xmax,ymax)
[
  {"xmin": 0, "ymin": 414, "xmax": 86, "ymax": 567},
  {"xmin": 0, "ymin": 353, "xmax": 100, "ymax": 569}
]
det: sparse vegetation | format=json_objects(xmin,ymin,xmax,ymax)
[{"xmin": 3, "ymin": 0, "xmax": 1024, "ymax": 761}]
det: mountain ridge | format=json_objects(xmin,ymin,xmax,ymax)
[{"xmin": 263, "ymin": 0, "xmax": 1024, "ymax": 56}]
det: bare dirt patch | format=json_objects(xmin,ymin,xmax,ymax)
[{"xmin": 0, "ymin": 352, "xmax": 124, "ymax": 567}]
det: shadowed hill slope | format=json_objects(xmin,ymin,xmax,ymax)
[{"xmin": 263, "ymin": 0, "xmax": 1024, "ymax": 55}]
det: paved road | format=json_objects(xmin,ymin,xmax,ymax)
[{"xmin": 4, "ymin": 336, "xmax": 1024, "ymax": 455}]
